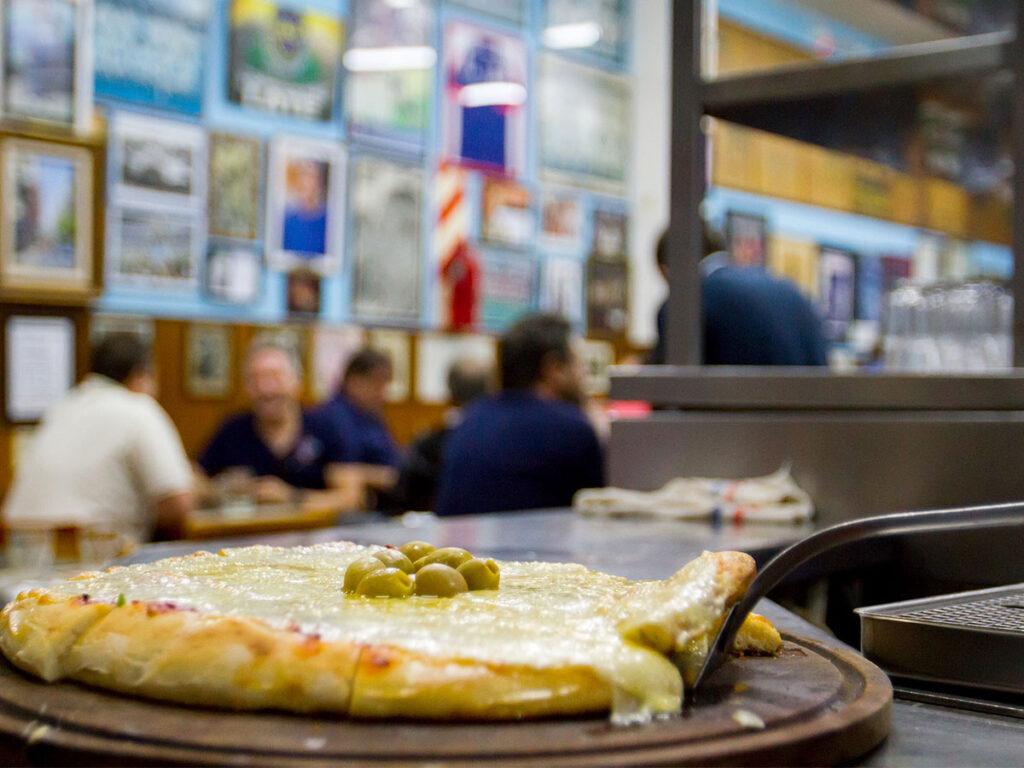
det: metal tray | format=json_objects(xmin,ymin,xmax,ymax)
[{"xmin": 857, "ymin": 584, "xmax": 1024, "ymax": 696}]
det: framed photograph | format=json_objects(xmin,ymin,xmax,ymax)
[
  {"xmin": 591, "ymin": 206, "xmax": 628, "ymax": 260},
  {"xmin": 541, "ymin": 255, "xmax": 584, "ymax": 327},
  {"xmin": 580, "ymin": 339, "xmax": 614, "ymax": 397},
  {"xmin": 94, "ymin": 0, "xmax": 210, "ymax": 114},
  {"xmin": 538, "ymin": 54, "xmax": 630, "ymax": 193},
  {"xmin": 480, "ymin": 176, "xmax": 532, "ymax": 248},
  {"xmin": 107, "ymin": 203, "xmax": 200, "ymax": 291},
  {"xmin": 818, "ymin": 246, "xmax": 856, "ymax": 341},
  {"xmin": 228, "ymin": 0, "xmax": 341, "ymax": 123},
  {"xmin": 5, "ymin": 315, "xmax": 75, "ymax": 423},
  {"xmin": 266, "ymin": 135, "xmax": 344, "ymax": 276},
  {"xmin": 543, "ymin": 0, "xmax": 628, "ymax": 66},
  {"xmin": 442, "ymin": 20, "xmax": 527, "ymax": 176},
  {"xmin": 344, "ymin": 0, "xmax": 434, "ymax": 149},
  {"xmin": 184, "ymin": 322, "xmax": 232, "ymax": 399},
  {"xmin": 415, "ymin": 332, "xmax": 496, "ymax": 404},
  {"xmin": 480, "ymin": 249, "xmax": 536, "ymax": 332},
  {"xmin": 1, "ymin": 139, "xmax": 93, "ymax": 294},
  {"xmin": 204, "ymin": 237, "xmax": 262, "ymax": 305},
  {"xmin": 449, "ymin": 0, "xmax": 524, "ymax": 26},
  {"xmin": 0, "ymin": 0, "xmax": 94, "ymax": 132},
  {"xmin": 586, "ymin": 255, "xmax": 628, "ymax": 336},
  {"xmin": 539, "ymin": 188, "xmax": 582, "ymax": 251},
  {"xmin": 111, "ymin": 112, "xmax": 206, "ymax": 207},
  {"xmin": 350, "ymin": 154, "xmax": 423, "ymax": 322},
  {"xmin": 310, "ymin": 325, "xmax": 364, "ymax": 400},
  {"xmin": 285, "ymin": 269, "xmax": 321, "ymax": 318},
  {"xmin": 726, "ymin": 210, "xmax": 767, "ymax": 268},
  {"xmin": 367, "ymin": 328, "xmax": 411, "ymax": 402},
  {"xmin": 209, "ymin": 133, "xmax": 263, "ymax": 240}
]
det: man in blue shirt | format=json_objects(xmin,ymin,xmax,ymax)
[
  {"xmin": 649, "ymin": 228, "xmax": 828, "ymax": 366},
  {"xmin": 316, "ymin": 348, "xmax": 402, "ymax": 503},
  {"xmin": 435, "ymin": 314, "xmax": 605, "ymax": 517},
  {"xmin": 197, "ymin": 338, "xmax": 362, "ymax": 509}
]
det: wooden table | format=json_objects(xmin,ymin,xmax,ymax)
[{"xmin": 184, "ymin": 504, "xmax": 343, "ymax": 540}]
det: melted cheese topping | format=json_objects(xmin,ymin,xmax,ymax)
[{"xmin": 50, "ymin": 543, "xmax": 715, "ymax": 718}]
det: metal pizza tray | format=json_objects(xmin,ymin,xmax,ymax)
[{"xmin": 857, "ymin": 584, "xmax": 1024, "ymax": 696}]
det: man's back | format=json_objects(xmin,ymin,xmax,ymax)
[
  {"xmin": 702, "ymin": 266, "xmax": 828, "ymax": 366},
  {"xmin": 3, "ymin": 376, "xmax": 191, "ymax": 541},
  {"xmin": 435, "ymin": 392, "xmax": 604, "ymax": 517}
]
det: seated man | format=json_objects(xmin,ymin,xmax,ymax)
[
  {"xmin": 435, "ymin": 314, "xmax": 605, "ymax": 517},
  {"xmin": 3, "ymin": 333, "xmax": 192, "ymax": 542},
  {"xmin": 196, "ymin": 338, "xmax": 362, "ymax": 510},
  {"xmin": 396, "ymin": 357, "xmax": 493, "ymax": 511},
  {"xmin": 316, "ymin": 348, "xmax": 401, "ymax": 494}
]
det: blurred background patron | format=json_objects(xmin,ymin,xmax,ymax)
[
  {"xmin": 2, "ymin": 334, "xmax": 193, "ymax": 542},
  {"xmin": 435, "ymin": 314, "xmax": 604, "ymax": 517},
  {"xmin": 196, "ymin": 338, "xmax": 361, "ymax": 510}
]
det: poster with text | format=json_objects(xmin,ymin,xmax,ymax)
[
  {"xmin": 94, "ymin": 0, "xmax": 210, "ymax": 114},
  {"xmin": 544, "ymin": 0, "xmax": 628, "ymax": 66},
  {"xmin": 541, "ymin": 255, "xmax": 584, "ymax": 327},
  {"xmin": 228, "ymin": 0, "xmax": 342, "ymax": 122},
  {"xmin": 344, "ymin": 0, "xmax": 434, "ymax": 149},
  {"xmin": 1, "ymin": 0, "xmax": 93, "ymax": 131},
  {"xmin": 209, "ymin": 133, "xmax": 263, "ymax": 240},
  {"xmin": 350, "ymin": 155, "xmax": 423, "ymax": 322},
  {"xmin": 442, "ymin": 21, "xmax": 527, "ymax": 176},
  {"xmin": 266, "ymin": 135, "xmax": 343, "ymax": 275},
  {"xmin": 480, "ymin": 250, "xmax": 536, "ymax": 332},
  {"xmin": 818, "ymin": 246, "xmax": 856, "ymax": 340},
  {"xmin": 480, "ymin": 177, "xmax": 532, "ymax": 248},
  {"xmin": 539, "ymin": 54, "xmax": 630, "ymax": 192}
]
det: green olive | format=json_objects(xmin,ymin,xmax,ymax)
[
  {"xmin": 399, "ymin": 541, "xmax": 436, "ymax": 563},
  {"xmin": 413, "ymin": 564, "xmax": 468, "ymax": 597},
  {"xmin": 343, "ymin": 557, "xmax": 386, "ymax": 593},
  {"xmin": 372, "ymin": 548, "xmax": 415, "ymax": 574},
  {"xmin": 412, "ymin": 547, "xmax": 474, "ymax": 571},
  {"xmin": 458, "ymin": 558, "xmax": 501, "ymax": 591},
  {"xmin": 356, "ymin": 567, "xmax": 414, "ymax": 598}
]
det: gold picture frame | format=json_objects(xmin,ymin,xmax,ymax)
[
  {"xmin": 184, "ymin": 323, "xmax": 233, "ymax": 400},
  {"xmin": 0, "ymin": 138, "xmax": 94, "ymax": 296}
]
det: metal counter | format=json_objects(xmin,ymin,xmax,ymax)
[{"xmin": 119, "ymin": 510, "xmax": 1024, "ymax": 767}]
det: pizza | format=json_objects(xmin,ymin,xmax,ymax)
[{"xmin": 0, "ymin": 541, "xmax": 781, "ymax": 723}]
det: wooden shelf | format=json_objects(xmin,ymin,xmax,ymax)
[{"xmin": 703, "ymin": 31, "xmax": 1010, "ymax": 114}]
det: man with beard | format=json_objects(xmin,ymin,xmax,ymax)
[
  {"xmin": 435, "ymin": 313, "xmax": 604, "ymax": 516},
  {"xmin": 196, "ymin": 337, "xmax": 362, "ymax": 510}
]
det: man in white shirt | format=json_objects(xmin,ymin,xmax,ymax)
[{"xmin": 3, "ymin": 333, "xmax": 193, "ymax": 542}]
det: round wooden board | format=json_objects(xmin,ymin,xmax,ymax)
[{"xmin": 0, "ymin": 633, "xmax": 891, "ymax": 767}]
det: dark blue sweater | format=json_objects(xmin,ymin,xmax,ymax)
[{"xmin": 435, "ymin": 392, "xmax": 605, "ymax": 517}]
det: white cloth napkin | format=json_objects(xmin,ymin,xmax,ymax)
[{"xmin": 573, "ymin": 466, "xmax": 814, "ymax": 523}]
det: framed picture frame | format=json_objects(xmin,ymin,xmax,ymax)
[
  {"xmin": 449, "ymin": 0, "xmax": 525, "ymax": 26},
  {"xmin": 818, "ymin": 245, "xmax": 857, "ymax": 341},
  {"xmin": 310, "ymin": 325, "xmax": 364, "ymax": 401},
  {"xmin": 106, "ymin": 202, "xmax": 201, "ymax": 291},
  {"xmin": 265, "ymin": 135, "xmax": 344, "ymax": 277},
  {"xmin": 726, "ymin": 210, "xmax": 767, "ymax": 269},
  {"xmin": 479, "ymin": 249, "xmax": 537, "ymax": 332},
  {"xmin": 0, "ymin": 138, "xmax": 94, "ymax": 295},
  {"xmin": 480, "ymin": 176, "xmax": 533, "ymax": 249},
  {"xmin": 110, "ymin": 111, "xmax": 206, "ymax": 209},
  {"xmin": 0, "ymin": 0, "xmax": 94, "ymax": 133},
  {"xmin": 344, "ymin": 0, "xmax": 435, "ymax": 150},
  {"xmin": 541, "ymin": 255, "xmax": 585, "ymax": 327},
  {"xmin": 542, "ymin": 0, "xmax": 628, "ymax": 66},
  {"xmin": 367, "ymin": 328, "xmax": 411, "ymax": 403},
  {"xmin": 5, "ymin": 314, "xmax": 75, "ymax": 423},
  {"xmin": 538, "ymin": 53, "xmax": 630, "ymax": 193},
  {"xmin": 204, "ymin": 237, "xmax": 263, "ymax": 305},
  {"xmin": 350, "ymin": 154, "xmax": 423, "ymax": 322},
  {"xmin": 539, "ymin": 188, "xmax": 583, "ymax": 252},
  {"xmin": 208, "ymin": 133, "xmax": 263, "ymax": 240},
  {"xmin": 285, "ymin": 269, "xmax": 321, "ymax": 318},
  {"xmin": 591, "ymin": 206, "xmax": 628, "ymax": 260},
  {"xmin": 184, "ymin": 322, "xmax": 233, "ymax": 399}
]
